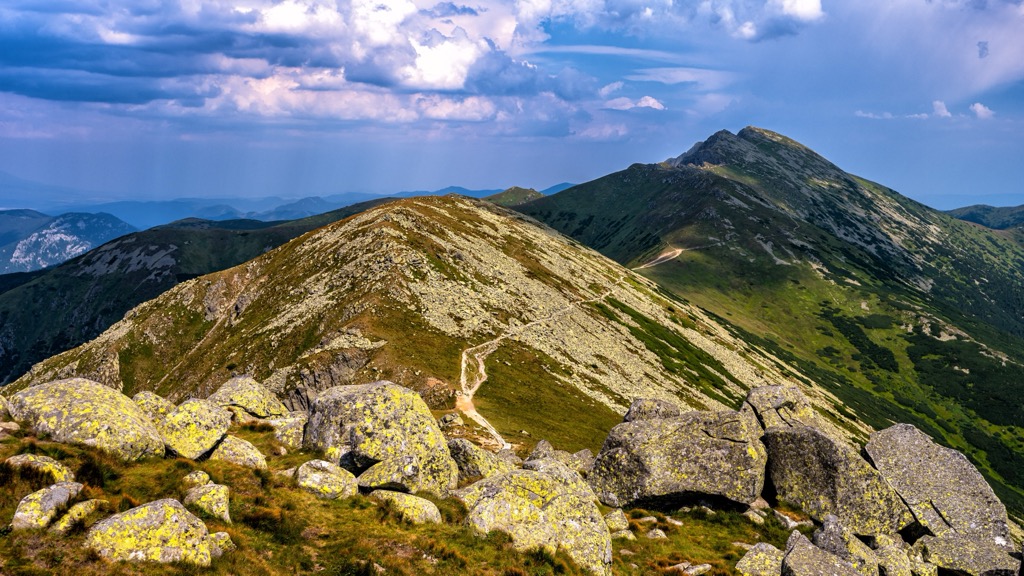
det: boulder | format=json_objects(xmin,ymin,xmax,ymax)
[
  {"xmin": 568, "ymin": 449, "xmax": 596, "ymax": 475},
  {"xmin": 447, "ymin": 438, "xmax": 515, "ymax": 483},
  {"xmin": 304, "ymin": 381, "xmax": 458, "ymax": 496},
  {"xmin": 438, "ymin": 413, "xmax": 464, "ymax": 428},
  {"xmin": 49, "ymin": 499, "xmax": 107, "ymax": 535},
  {"xmin": 763, "ymin": 425, "xmax": 912, "ymax": 536},
  {"xmin": 604, "ymin": 509, "xmax": 630, "ymax": 532},
  {"xmin": 611, "ymin": 529, "xmax": 635, "ymax": 540},
  {"xmin": 523, "ymin": 457, "xmax": 598, "ymax": 503},
  {"xmin": 296, "ymin": 459, "xmax": 358, "ymax": 499},
  {"xmin": 456, "ymin": 469, "xmax": 612, "ymax": 575},
  {"xmin": 358, "ymin": 455, "xmax": 435, "ymax": 493},
  {"xmin": 85, "ymin": 499, "xmax": 212, "ymax": 566},
  {"xmin": 784, "ymin": 531, "xmax": 862, "ymax": 576},
  {"xmin": 914, "ymin": 534, "xmax": 1020, "ymax": 576},
  {"xmin": 588, "ymin": 410, "xmax": 766, "ymax": 507},
  {"xmin": 267, "ymin": 414, "xmax": 307, "ymax": 451},
  {"xmin": 9, "ymin": 378, "xmax": 163, "ymax": 461},
  {"xmin": 132, "ymin": 391, "xmax": 175, "ymax": 423},
  {"xmin": 528, "ymin": 439, "xmax": 556, "ymax": 461},
  {"xmin": 4, "ymin": 454, "xmax": 75, "ymax": 483},
  {"xmin": 209, "ymin": 531, "xmax": 235, "ymax": 558},
  {"xmin": 11, "ymin": 481, "xmax": 84, "ymax": 530},
  {"xmin": 813, "ymin": 515, "xmax": 880, "ymax": 576},
  {"xmin": 207, "ymin": 376, "xmax": 288, "ymax": 419},
  {"xmin": 184, "ymin": 483, "xmax": 231, "ymax": 524},
  {"xmin": 623, "ymin": 398, "xmax": 681, "ymax": 422},
  {"xmin": 874, "ymin": 546, "xmax": 914, "ymax": 576},
  {"xmin": 0, "ymin": 393, "xmax": 10, "ymax": 421},
  {"xmin": 208, "ymin": 435, "xmax": 267, "ymax": 470},
  {"xmin": 181, "ymin": 470, "xmax": 211, "ymax": 490},
  {"xmin": 157, "ymin": 399, "xmax": 231, "ymax": 460},
  {"xmin": 741, "ymin": 385, "xmax": 822, "ymax": 431},
  {"xmin": 865, "ymin": 424, "xmax": 1013, "ymax": 551},
  {"xmin": 369, "ymin": 490, "xmax": 443, "ymax": 524},
  {"xmin": 736, "ymin": 542, "xmax": 785, "ymax": 576}
]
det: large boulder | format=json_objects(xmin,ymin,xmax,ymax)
[
  {"xmin": 456, "ymin": 469, "xmax": 611, "ymax": 575},
  {"xmin": 9, "ymin": 378, "xmax": 163, "ymax": 461},
  {"xmin": 813, "ymin": 515, "xmax": 880, "ymax": 576},
  {"xmin": 132, "ymin": 391, "xmax": 175, "ymax": 423},
  {"xmin": 369, "ymin": 490, "xmax": 443, "ymax": 524},
  {"xmin": 4, "ymin": 454, "xmax": 75, "ymax": 483},
  {"xmin": 763, "ymin": 425, "xmax": 912, "ymax": 536},
  {"xmin": 208, "ymin": 435, "xmax": 267, "ymax": 470},
  {"xmin": 207, "ymin": 376, "xmax": 288, "ymax": 419},
  {"xmin": 49, "ymin": 499, "xmax": 107, "ymax": 535},
  {"xmin": 157, "ymin": 399, "xmax": 231, "ymax": 460},
  {"xmin": 267, "ymin": 414, "xmax": 307, "ymax": 451},
  {"xmin": 523, "ymin": 457, "xmax": 598, "ymax": 503},
  {"xmin": 304, "ymin": 381, "xmax": 458, "ymax": 496},
  {"xmin": 184, "ymin": 483, "xmax": 231, "ymax": 524},
  {"xmin": 623, "ymin": 398, "xmax": 681, "ymax": 422},
  {"xmin": 741, "ymin": 385, "xmax": 822, "ymax": 431},
  {"xmin": 447, "ymin": 438, "xmax": 515, "ymax": 483},
  {"xmin": 11, "ymin": 481, "xmax": 84, "ymax": 530},
  {"xmin": 85, "ymin": 499, "xmax": 213, "ymax": 566},
  {"xmin": 784, "ymin": 531, "xmax": 862, "ymax": 576},
  {"xmin": 736, "ymin": 542, "xmax": 785, "ymax": 576},
  {"xmin": 358, "ymin": 454, "xmax": 439, "ymax": 494},
  {"xmin": 865, "ymin": 424, "xmax": 1013, "ymax": 551},
  {"xmin": 296, "ymin": 459, "xmax": 358, "ymax": 499},
  {"xmin": 914, "ymin": 534, "xmax": 1021, "ymax": 576},
  {"xmin": 0, "ymin": 394, "xmax": 10, "ymax": 421},
  {"xmin": 588, "ymin": 409, "xmax": 766, "ymax": 507}
]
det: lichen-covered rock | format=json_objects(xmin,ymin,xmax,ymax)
[
  {"xmin": 456, "ymin": 469, "xmax": 612, "ymax": 575},
  {"xmin": 208, "ymin": 435, "xmax": 267, "ymax": 470},
  {"xmin": 304, "ymin": 381, "xmax": 458, "ymax": 496},
  {"xmin": 736, "ymin": 542, "xmax": 784, "ymax": 576},
  {"xmin": 784, "ymin": 531, "xmax": 861, "ymax": 576},
  {"xmin": 604, "ymin": 509, "xmax": 629, "ymax": 532},
  {"xmin": 448, "ymin": 438, "xmax": 515, "ymax": 483},
  {"xmin": 611, "ymin": 529, "xmax": 635, "ymax": 540},
  {"xmin": 157, "ymin": 399, "xmax": 231, "ymax": 460},
  {"xmin": 49, "ymin": 499, "xmax": 107, "ymax": 535},
  {"xmin": 207, "ymin": 376, "xmax": 288, "ymax": 419},
  {"xmin": 764, "ymin": 425, "xmax": 912, "ymax": 536},
  {"xmin": 184, "ymin": 484, "xmax": 231, "ymax": 524},
  {"xmin": 85, "ymin": 499, "xmax": 212, "ymax": 566},
  {"xmin": 9, "ymin": 378, "xmax": 163, "ymax": 461},
  {"xmin": 358, "ymin": 455, "xmax": 434, "ymax": 493},
  {"xmin": 623, "ymin": 398, "xmax": 681, "ymax": 422},
  {"xmin": 132, "ymin": 391, "xmax": 175, "ymax": 423},
  {"xmin": 370, "ymin": 490, "xmax": 443, "ymax": 524},
  {"xmin": 813, "ymin": 515, "xmax": 880, "ymax": 576},
  {"xmin": 588, "ymin": 410, "xmax": 766, "ymax": 507},
  {"xmin": 524, "ymin": 457, "xmax": 598, "ymax": 503},
  {"xmin": 438, "ymin": 413, "xmax": 464, "ymax": 428},
  {"xmin": 875, "ymin": 546, "xmax": 914, "ymax": 576},
  {"xmin": 528, "ymin": 439, "xmax": 556, "ymax": 461},
  {"xmin": 267, "ymin": 414, "xmax": 307, "ymax": 451},
  {"xmin": 914, "ymin": 534, "xmax": 1021, "ymax": 576},
  {"xmin": 5, "ymin": 454, "xmax": 75, "ymax": 483},
  {"xmin": 865, "ymin": 424, "xmax": 1013, "ymax": 551},
  {"xmin": 296, "ymin": 459, "xmax": 358, "ymax": 499},
  {"xmin": 0, "ymin": 393, "xmax": 10, "ymax": 421},
  {"xmin": 181, "ymin": 470, "xmax": 211, "ymax": 490},
  {"xmin": 12, "ymin": 481, "xmax": 84, "ymax": 530},
  {"xmin": 741, "ymin": 386, "xmax": 822, "ymax": 431},
  {"xmin": 209, "ymin": 531, "xmax": 235, "ymax": 558},
  {"xmin": 568, "ymin": 449, "xmax": 596, "ymax": 475}
]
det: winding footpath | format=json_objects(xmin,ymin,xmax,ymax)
[
  {"xmin": 633, "ymin": 243, "xmax": 723, "ymax": 270},
  {"xmin": 456, "ymin": 277, "xmax": 625, "ymax": 449}
]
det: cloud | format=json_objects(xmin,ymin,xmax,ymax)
[
  {"xmin": 970, "ymin": 102, "xmax": 995, "ymax": 119},
  {"xmin": 598, "ymin": 81, "xmax": 623, "ymax": 97},
  {"xmin": 933, "ymin": 100, "xmax": 952, "ymax": 118},
  {"xmin": 977, "ymin": 40, "xmax": 989, "ymax": 58},
  {"xmin": 855, "ymin": 110, "xmax": 895, "ymax": 120},
  {"xmin": 602, "ymin": 96, "xmax": 665, "ymax": 110},
  {"xmin": 625, "ymin": 67, "xmax": 733, "ymax": 90}
]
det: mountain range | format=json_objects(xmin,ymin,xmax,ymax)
[{"xmin": 0, "ymin": 209, "xmax": 135, "ymax": 273}]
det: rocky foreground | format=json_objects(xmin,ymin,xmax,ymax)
[{"xmin": 0, "ymin": 377, "xmax": 1021, "ymax": 575}]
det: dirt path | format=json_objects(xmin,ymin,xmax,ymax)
[
  {"xmin": 456, "ymin": 278, "xmax": 625, "ymax": 449},
  {"xmin": 634, "ymin": 243, "xmax": 723, "ymax": 269}
]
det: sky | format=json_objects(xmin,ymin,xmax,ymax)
[{"xmin": 0, "ymin": 0, "xmax": 1022, "ymax": 209}]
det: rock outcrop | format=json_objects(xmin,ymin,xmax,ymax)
[
  {"xmin": 622, "ymin": 398, "xmax": 681, "ymax": 422},
  {"xmin": 11, "ymin": 481, "xmax": 84, "ymax": 530},
  {"xmin": 184, "ymin": 483, "xmax": 231, "ymax": 524},
  {"xmin": 304, "ymin": 381, "xmax": 458, "ymax": 496},
  {"xmin": 456, "ymin": 469, "xmax": 612, "ymax": 575},
  {"xmin": 914, "ymin": 534, "xmax": 1020, "ymax": 576},
  {"xmin": 207, "ymin": 376, "xmax": 288, "ymax": 419},
  {"xmin": 783, "ymin": 531, "xmax": 862, "ymax": 576},
  {"xmin": 132, "ymin": 391, "xmax": 174, "ymax": 423},
  {"xmin": 865, "ymin": 424, "xmax": 1013, "ymax": 551},
  {"xmin": 588, "ymin": 410, "xmax": 766, "ymax": 507},
  {"xmin": 9, "ymin": 378, "xmax": 163, "ymax": 460},
  {"xmin": 49, "ymin": 499, "xmax": 107, "ymax": 535},
  {"xmin": 448, "ymin": 438, "xmax": 515, "ymax": 483},
  {"xmin": 208, "ymin": 435, "xmax": 267, "ymax": 470},
  {"xmin": 267, "ymin": 414, "xmax": 307, "ymax": 451},
  {"xmin": 4, "ymin": 454, "xmax": 75, "ymax": 483},
  {"xmin": 85, "ymin": 499, "xmax": 213, "ymax": 566},
  {"xmin": 736, "ymin": 543, "xmax": 785, "ymax": 576},
  {"xmin": 369, "ymin": 490, "xmax": 443, "ymax": 524},
  {"xmin": 763, "ymin": 425, "xmax": 912, "ymax": 536},
  {"xmin": 296, "ymin": 459, "xmax": 358, "ymax": 499},
  {"xmin": 157, "ymin": 399, "xmax": 231, "ymax": 460},
  {"xmin": 741, "ymin": 386, "xmax": 823, "ymax": 431}
]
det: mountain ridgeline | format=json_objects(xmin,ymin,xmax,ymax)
[
  {"xmin": 0, "ymin": 210, "xmax": 135, "ymax": 273},
  {"xmin": 516, "ymin": 126, "xmax": 1024, "ymax": 514}
]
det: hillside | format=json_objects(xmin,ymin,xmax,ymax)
[
  {"xmin": 0, "ymin": 211, "xmax": 136, "ymax": 273},
  {"xmin": 516, "ymin": 127, "xmax": 1024, "ymax": 514},
  {"xmin": 0, "ymin": 200, "xmax": 391, "ymax": 384},
  {"xmin": 10, "ymin": 195, "xmax": 864, "ymax": 454},
  {"xmin": 483, "ymin": 187, "xmax": 544, "ymax": 207},
  {"xmin": 949, "ymin": 204, "xmax": 1024, "ymax": 230}
]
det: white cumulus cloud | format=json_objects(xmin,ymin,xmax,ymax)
[
  {"xmin": 932, "ymin": 100, "xmax": 952, "ymax": 118},
  {"xmin": 970, "ymin": 102, "xmax": 994, "ymax": 119}
]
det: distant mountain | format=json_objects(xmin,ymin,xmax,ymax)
[
  {"xmin": 0, "ymin": 210, "xmax": 135, "ymax": 273},
  {"xmin": 541, "ymin": 182, "xmax": 575, "ymax": 195},
  {"xmin": 517, "ymin": 126, "xmax": 1024, "ymax": 514},
  {"xmin": 949, "ymin": 204, "xmax": 1024, "ymax": 230},
  {"xmin": 0, "ymin": 198, "xmax": 391, "ymax": 384},
  {"xmin": 483, "ymin": 187, "xmax": 544, "ymax": 207}
]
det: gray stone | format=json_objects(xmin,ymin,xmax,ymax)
[
  {"xmin": 764, "ymin": 425, "xmax": 912, "ymax": 536},
  {"xmin": 589, "ymin": 409, "xmax": 766, "ymax": 507},
  {"xmin": 12, "ymin": 481, "xmax": 84, "ymax": 530},
  {"xmin": 528, "ymin": 439, "xmax": 555, "ymax": 461},
  {"xmin": 646, "ymin": 528, "xmax": 667, "ymax": 539},
  {"xmin": 207, "ymin": 375, "xmax": 288, "ymax": 418},
  {"xmin": 132, "ymin": 391, "xmax": 175, "ymax": 423},
  {"xmin": 209, "ymin": 531, "xmax": 235, "ymax": 558},
  {"xmin": 304, "ymin": 381, "xmax": 458, "ymax": 497},
  {"xmin": 736, "ymin": 542, "xmax": 784, "ymax": 576},
  {"xmin": 84, "ymin": 499, "xmax": 212, "ymax": 566},
  {"xmin": 915, "ymin": 534, "xmax": 1020, "ymax": 576},
  {"xmin": 623, "ymin": 398, "xmax": 681, "ymax": 422},
  {"xmin": 157, "ymin": 399, "xmax": 231, "ymax": 460},
  {"xmin": 4, "ymin": 454, "xmax": 75, "ymax": 483},
  {"xmin": 358, "ymin": 454, "xmax": 438, "ymax": 494},
  {"xmin": 49, "ymin": 499, "xmax": 107, "ymax": 535},
  {"xmin": 875, "ymin": 546, "xmax": 914, "ymax": 576},
  {"xmin": 523, "ymin": 457, "xmax": 598, "ymax": 503},
  {"xmin": 447, "ymin": 438, "xmax": 515, "ymax": 483},
  {"xmin": 369, "ymin": 490, "xmax": 442, "ymax": 524},
  {"xmin": 207, "ymin": 435, "xmax": 267, "ymax": 470},
  {"xmin": 604, "ymin": 509, "xmax": 629, "ymax": 532},
  {"xmin": 296, "ymin": 459, "xmax": 358, "ymax": 499},
  {"xmin": 181, "ymin": 470, "xmax": 211, "ymax": 490},
  {"xmin": 438, "ymin": 413, "xmax": 464, "ymax": 428},
  {"xmin": 741, "ymin": 385, "xmax": 823, "ymax": 431},
  {"xmin": 784, "ymin": 531, "xmax": 862, "ymax": 576},
  {"xmin": 183, "ymin": 484, "xmax": 231, "ymax": 524},
  {"xmin": 813, "ymin": 515, "xmax": 880, "ymax": 576},
  {"xmin": 866, "ymin": 424, "xmax": 1013, "ymax": 551},
  {"xmin": 266, "ymin": 414, "xmax": 307, "ymax": 451}
]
